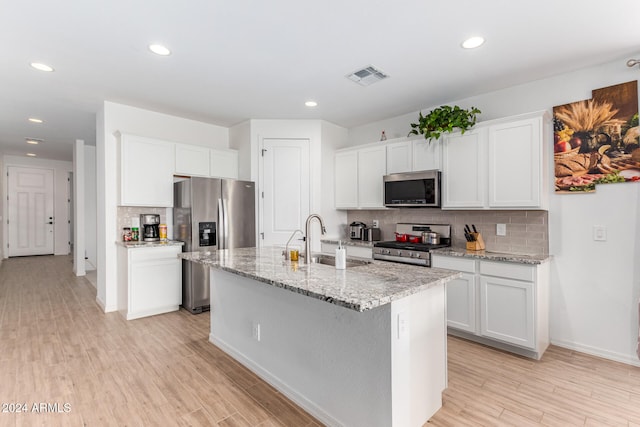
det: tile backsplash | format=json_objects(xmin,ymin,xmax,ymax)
[
  {"xmin": 347, "ymin": 209, "xmax": 548, "ymax": 255},
  {"xmin": 117, "ymin": 206, "xmax": 168, "ymax": 240}
]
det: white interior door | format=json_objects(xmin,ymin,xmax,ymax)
[
  {"xmin": 260, "ymin": 139, "xmax": 310, "ymax": 247},
  {"xmin": 8, "ymin": 166, "xmax": 55, "ymax": 256}
]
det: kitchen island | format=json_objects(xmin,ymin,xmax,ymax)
[{"xmin": 180, "ymin": 247, "xmax": 461, "ymax": 427}]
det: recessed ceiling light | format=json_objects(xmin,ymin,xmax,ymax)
[
  {"xmin": 28, "ymin": 118, "xmax": 43, "ymax": 124},
  {"xmin": 26, "ymin": 139, "xmax": 40, "ymax": 145},
  {"xmin": 30, "ymin": 62, "xmax": 54, "ymax": 72},
  {"xmin": 149, "ymin": 44, "xmax": 171, "ymax": 56},
  {"xmin": 305, "ymin": 101, "xmax": 318, "ymax": 107},
  {"xmin": 461, "ymin": 36, "xmax": 485, "ymax": 49},
  {"xmin": 26, "ymin": 153, "xmax": 37, "ymax": 157}
]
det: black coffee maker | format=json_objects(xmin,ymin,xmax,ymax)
[{"xmin": 140, "ymin": 214, "xmax": 160, "ymax": 242}]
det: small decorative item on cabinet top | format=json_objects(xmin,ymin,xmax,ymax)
[
  {"xmin": 380, "ymin": 130, "xmax": 387, "ymax": 141},
  {"xmin": 408, "ymin": 105, "xmax": 481, "ymax": 142}
]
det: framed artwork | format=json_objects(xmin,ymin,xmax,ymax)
[{"xmin": 553, "ymin": 80, "xmax": 639, "ymax": 192}]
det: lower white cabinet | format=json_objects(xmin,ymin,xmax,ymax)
[
  {"xmin": 432, "ymin": 254, "xmax": 549, "ymax": 359},
  {"xmin": 118, "ymin": 245, "xmax": 182, "ymax": 320}
]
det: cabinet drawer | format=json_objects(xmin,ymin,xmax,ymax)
[
  {"xmin": 480, "ymin": 260, "xmax": 534, "ymax": 282},
  {"xmin": 432, "ymin": 255, "xmax": 476, "ymax": 273},
  {"xmin": 130, "ymin": 246, "xmax": 181, "ymax": 263}
]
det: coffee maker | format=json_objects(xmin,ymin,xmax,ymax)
[{"xmin": 140, "ymin": 214, "xmax": 160, "ymax": 242}]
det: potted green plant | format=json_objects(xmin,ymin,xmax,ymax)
[{"xmin": 408, "ymin": 105, "xmax": 481, "ymax": 141}]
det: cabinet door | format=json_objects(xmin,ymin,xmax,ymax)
[
  {"xmin": 357, "ymin": 145, "xmax": 386, "ymax": 208},
  {"xmin": 480, "ymin": 275, "xmax": 534, "ymax": 349},
  {"xmin": 129, "ymin": 247, "xmax": 182, "ymax": 316},
  {"xmin": 335, "ymin": 150, "xmax": 358, "ymax": 208},
  {"xmin": 488, "ymin": 117, "xmax": 541, "ymax": 208},
  {"xmin": 445, "ymin": 272, "xmax": 477, "ymax": 333},
  {"xmin": 441, "ymin": 129, "xmax": 487, "ymax": 209},
  {"xmin": 386, "ymin": 140, "xmax": 412, "ymax": 174},
  {"xmin": 175, "ymin": 143, "xmax": 210, "ymax": 177},
  {"xmin": 210, "ymin": 149, "xmax": 239, "ymax": 179},
  {"xmin": 120, "ymin": 134, "xmax": 175, "ymax": 207},
  {"xmin": 412, "ymin": 138, "xmax": 441, "ymax": 171}
]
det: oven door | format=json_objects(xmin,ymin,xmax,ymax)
[{"xmin": 383, "ymin": 170, "xmax": 441, "ymax": 208}]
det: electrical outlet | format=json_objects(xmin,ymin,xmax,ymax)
[
  {"xmin": 593, "ymin": 225, "xmax": 607, "ymax": 241},
  {"xmin": 496, "ymin": 223, "xmax": 506, "ymax": 236},
  {"xmin": 397, "ymin": 312, "xmax": 409, "ymax": 340},
  {"xmin": 252, "ymin": 321, "xmax": 261, "ymax": 341},
  {"xmin": 372, "ymin": 219, "xmax": 379, "ymax": 228}
]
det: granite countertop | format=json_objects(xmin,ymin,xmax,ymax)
[
  {"xmin": 116, "ymin": 240, "xmax": 185, "ymax": 248},
  {"xmin": 321, "ymin": 238, "xmax": 375, "ymax": 248},
  {"xmin": 432, "ymin": 247, "xmax": 551, "ymax": 265},
  {"xmin": 179, "ymin": 246, "xmax": 460, "ymax": 312}
]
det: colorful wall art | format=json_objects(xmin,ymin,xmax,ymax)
[{"xmin": 553, "ymin": 80, "xmax": 639, "ymax": 192}]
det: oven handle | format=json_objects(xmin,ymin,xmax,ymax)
[{"xmin": 372, "ymin": 253, "xmax": 430, "ymax": 266}]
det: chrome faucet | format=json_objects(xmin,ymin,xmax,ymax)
[
  {"xmin": 284, "ymin": 229, "xmax": 304, "ymax": 260},
  {"xmin": 304, "ymin": 214, "xmax": 326, "ymax": 264}
]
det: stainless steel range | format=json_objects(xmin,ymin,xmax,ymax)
[{"xmin": 373, "ymin": 223, "xmax": 451, "ymax": 267}]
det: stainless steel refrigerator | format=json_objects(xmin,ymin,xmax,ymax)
[{"xmin": 174, "ymin": 177, "xmax": 256, "ymax": 313}]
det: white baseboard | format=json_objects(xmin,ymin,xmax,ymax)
[
  {"xmin": 95, "ymin": 296, "xmax": 117, "ymax": 313},
  {"xmin": 551, "ymin": 338, "xmax": 640, "ymax": 367},
  {"xmin": 209, "ymin": 334, "xmax": 342, "ymax": 427}
]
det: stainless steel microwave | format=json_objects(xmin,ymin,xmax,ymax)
[{"xmin": 383, "ymin": 170, "xmax": 441, "ymax": 208}]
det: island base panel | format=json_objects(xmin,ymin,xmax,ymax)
[{"xmin": 208, "ymin": 268, "xmax": 446, "ymax": 427}]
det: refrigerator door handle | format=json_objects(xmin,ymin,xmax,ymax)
[
  {"xmin": 222, "ymin": 198, "xmax": 230, "ymax": 249},
  {"xmin": 218, "ymin": 198, "xmax": 225, "ymax": 250}
]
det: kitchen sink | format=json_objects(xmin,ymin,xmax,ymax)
[{"xmin": 308, "ymin": 254, "xmax": 371, "ymax": 268}]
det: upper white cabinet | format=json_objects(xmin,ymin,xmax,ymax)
[
  {"xmin": 175, "ymin": 143, "xmax": 210, "ymax": 177},
  {"xmin": 386, "ymin": 137, "xmax": 441, "ymax": 174},
  {"xmin": 357, "ymin": 145, "xmax": 387, "ymax": 208},
  {"xmin": 412, "ymin": 138, "xmax": 442, "ymax": 171},
  {"xmin": 441, "ymin": 128, "xmax": 487, "ymax": 209},
  {"xmin": 335, "ymin": 145, "xmax": 386, "ymax": 209},
  {"xmin": 118, "ymin": 132, "xmax": 175, "ymax": 207},
  {"xmin": 335, "ymin": 150, "xmax": 359, "ymax": 208},
  {"xmin": 386, "ymin": 140, "xmax": 413, "ymax": 174},
  {"xmin": 441, "ymin": 111, "xmax": 549, "ymax": 210},
  {"xmin": 210, "ymin": 148, "xmax": 239, "ymax": 179}
]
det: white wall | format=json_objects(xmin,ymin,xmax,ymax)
[
  {"xmin": 84, "ymin": 145, "xmax": 97, "ymax": 270},
  {"xmin": 2, "ymin": 155, "xmax": 72, "ymax": 257},
  {"xmin": 320, "ymin": 121, "xmax": 349, "ymax": 239},
  {"xmin": 229, "ymin": 120, "xmax": 252, "ymax": 181},
  {"xmin": 96, "ymin": 101, "xmax": 230, "ymax": 312},
  {"xmin": 348, "ymin": 53, "xmax": 640, "ymax": 365}
]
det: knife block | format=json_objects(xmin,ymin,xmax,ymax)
[{"xmin": 466, "ymin": 232, "xmax": 485, "ymax": 251}]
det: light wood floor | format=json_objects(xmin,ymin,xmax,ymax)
[{"xmin": 1, "ymin": 255, "xmax": 639, "ymax": 426}]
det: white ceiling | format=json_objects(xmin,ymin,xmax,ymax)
[{"xmin": 2, "ymin": 0, "xmax": 639, "ymax": 162}]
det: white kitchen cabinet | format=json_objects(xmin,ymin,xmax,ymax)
[
  {"xmin": 488, "ymin": 116, "xmax": 544, "ymax": 208},
  {"xmin": 357, "ymin": 145, "xmax": 387, "ymax": 208},
  {"xmin": 441, "ymin": 111, "xmax": 549, "ymax": 210},
  {"xmin": 412, "ymin": 138, "xmax": 441, "ymax": 171},
  {"xmin": 335, "ymin": 150, "xmax": 359, "ymax": 208},
  {"xmin": 386, "ymin": 140, "xmax": 413, "ymax": 174},
  {"xmin": 118, "ymin": 132, "xmax": 175, "ymax": 207},
  {"xmin": 441, "ymin": 128, "xmax": 487, "ymax": 209},
  {"xmin": 175, "ymin": 143, "xmax": 210, "ymax": 177},
  {"xmin": 210, "ymin": 148, "xmax": 239, "ymax": 179},
  {"xmin": 117, "ymin": 245, "xmax": 182, "ymax": 320},
  {"xmin": 432, "ymin": 253, "xmax": 549, "ymax": 359}
]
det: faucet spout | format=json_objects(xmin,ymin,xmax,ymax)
[{"xmin": 304, "ymin": 214, "xmax": 326, "ymax": 264}]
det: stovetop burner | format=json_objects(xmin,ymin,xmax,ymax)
[{"xmin": 372, "ymin": 223, "xmax": 452, "ymax": 267}]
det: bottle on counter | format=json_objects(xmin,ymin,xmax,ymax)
[
  {"xmin": 131, "ymin": 227, "xmax": 139, "ymax": 242},
  {"xmin": 335, "ymin": 240, "xmax": 346, "ymax": 270},
  {"xmin": 122, "ymin": 227, "xmax": 132, "ymax": 242}
]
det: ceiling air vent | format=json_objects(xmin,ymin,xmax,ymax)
[{"xmin": 346, "ymin": 65, "xmax": 388, "ymax": 87}]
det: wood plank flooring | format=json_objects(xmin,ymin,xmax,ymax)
[{"xmin": 1, "ymin": 255, "xmax": 639, "ymax": 426}]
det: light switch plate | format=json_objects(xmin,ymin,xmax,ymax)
[
  {"xmin": 593, "ymin": 225, "xmax": 607, "ymax": 241},
  {"xmin": 496, "ymin": 223, "xmax": 506, "ymax": 236}
]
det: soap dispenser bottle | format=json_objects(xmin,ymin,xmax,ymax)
[{"xmin": 335, "ymin": 241, "xmax": 346, "ymax": 270}]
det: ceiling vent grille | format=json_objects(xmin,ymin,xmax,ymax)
[{"xmin": 346, "ymin": 65, "xmax": 388, "ymax": 86}]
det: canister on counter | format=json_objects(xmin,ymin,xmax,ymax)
[
  {"xmin": 159, "ymin": 224, "xmax": 167, "ymax": 241},
  {"xmin": 122, "ymin": 227, "xmax": 132, "ymax": 242},
  {"xmin": 131, "ymin": 227, "xmax": 139, "ymax": 242}
]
